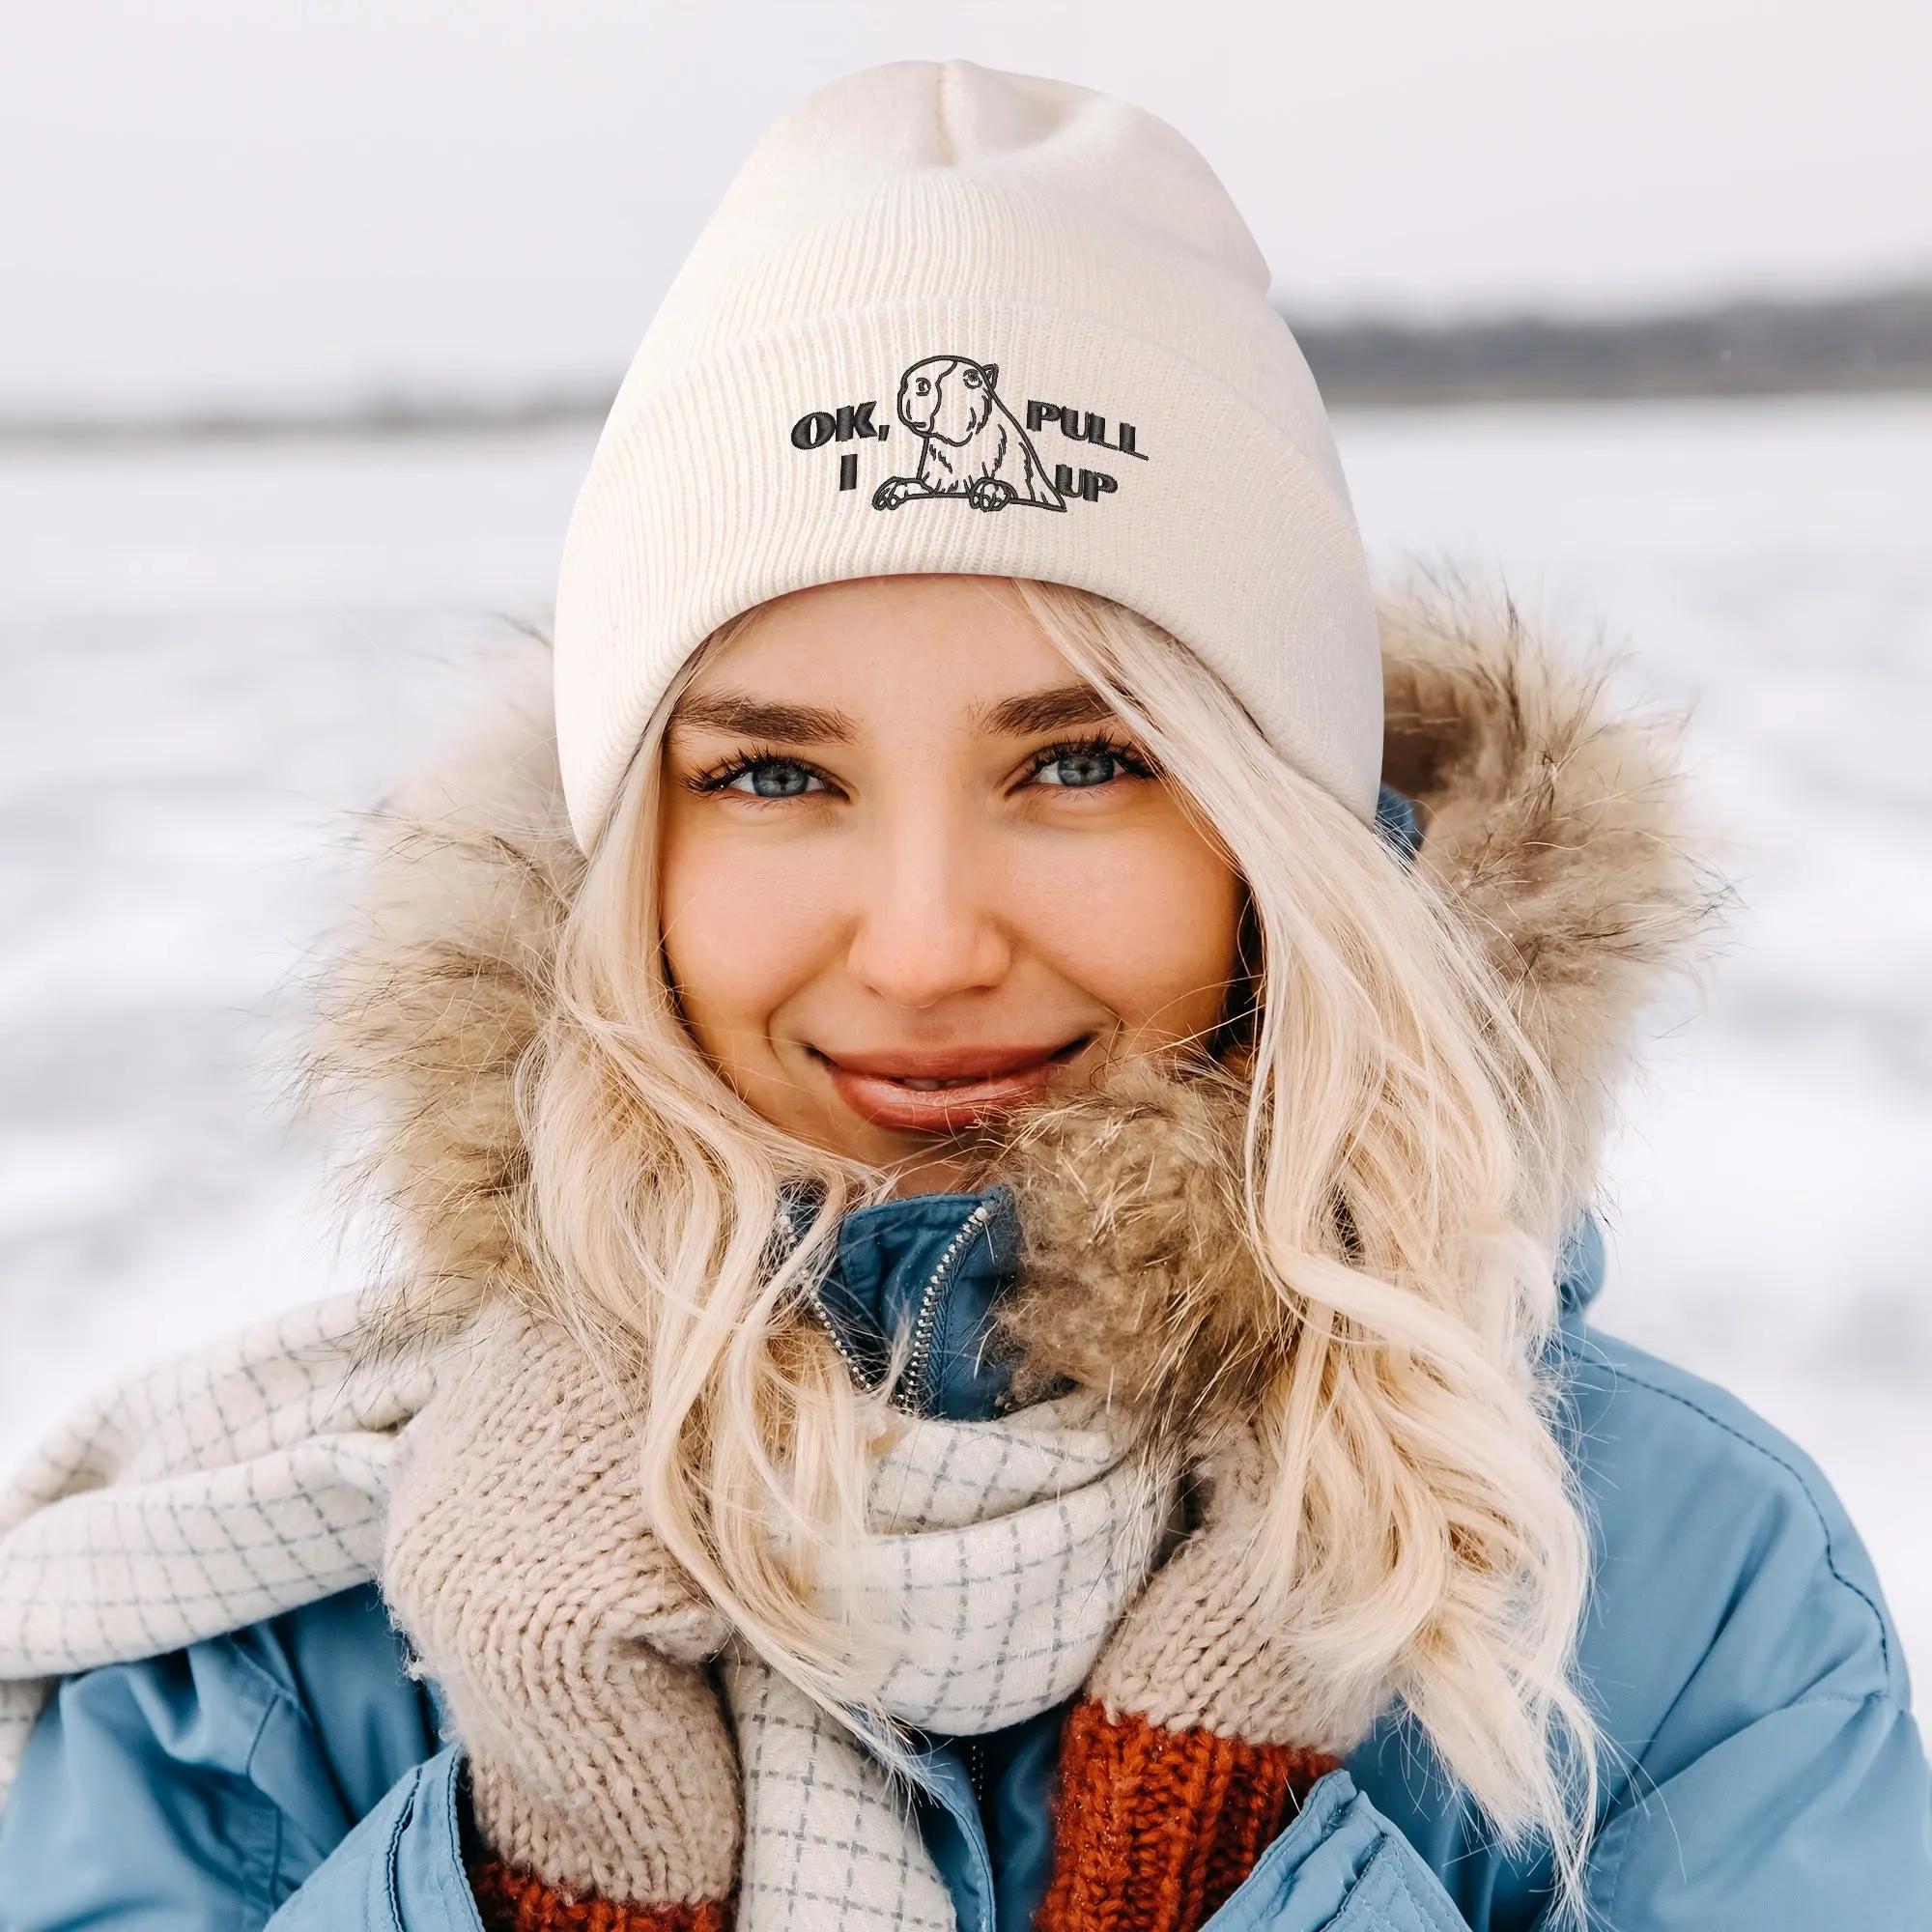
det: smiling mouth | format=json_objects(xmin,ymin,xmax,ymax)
[{"xmin": 815, "ymin": 1039, "xmax": 1089, "ymax": 1134}]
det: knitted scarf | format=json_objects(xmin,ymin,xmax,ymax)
[
  {"xmin": 0, "ymin": 1294, "xmax": 1172, "ymax": 1932},
  {"xmin": 726, "ymin": 1399, "xmax": 1168, "ymax": 1930},
  {"xmin": 0, "ymin": 1297, "xmax": 432, "ymax": 1795}
]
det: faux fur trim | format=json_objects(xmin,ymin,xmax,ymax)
[
  {"xmin": 1379, "ymin": 589, "xmax": 1719, "ymax": 1198},
  {"xmin": 308, "ymin": 595, "xmax": 1717, "ymax": 1338},
  {"xmin": 309, "ymin": 651, "xmax": 580, "ymax": 1329},
  {"xmin": 987, "ymin": 1064, "xmax": 1264, "ymax": 1421}
]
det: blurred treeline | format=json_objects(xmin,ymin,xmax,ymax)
[{"xmin": 1288, "ymin": 283, "xmax": 1932, "ymax": 406}]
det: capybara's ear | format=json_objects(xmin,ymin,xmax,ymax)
[{"xmin": 980, "ymin": 363, "xmax": 999, "ymax": 390}]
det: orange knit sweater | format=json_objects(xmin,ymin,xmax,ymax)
[
  {"xmin": 469, "ymin": 1700, "xmax": 1335, "ymax": 1932},
  {"xmin": 468, "ymin": 1860, "xmax": 730, "ymax": 1932},
  {"xmin": 1037, "ymin": 1703, "xmax": 1338, "ymax": 1932}
]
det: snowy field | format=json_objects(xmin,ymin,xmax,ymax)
[{"xmin": 3, "ymin": 397, "xmax": 1928, "ymax": 1678}]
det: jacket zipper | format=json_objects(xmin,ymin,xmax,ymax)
[
  {"xmin": 804, "ymin": 1197, "xmax": 998, "ymax": 1415},
  {"xmin": 810, "ymin": 1294, "xmax": 884, "ymax": 1394},
  {"xmin": 895, "ymin": 1198, "xmax": 997, "ymax": 1416}
]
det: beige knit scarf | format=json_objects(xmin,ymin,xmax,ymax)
[{"xmin": 0, "ymin": 1295, "xmax": 1171, "ymax": 1932}]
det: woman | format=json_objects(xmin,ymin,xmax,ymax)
[{"xmin": 0, "ymin": 60, "xmax": 1924, "ymax": 1932}]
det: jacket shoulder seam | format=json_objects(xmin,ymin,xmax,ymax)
[
  {"xmin": 1779, "ymin": 1689, "xmax": 1902, "ymax": 1715},
  {"xmin": 1587, "ymin": 1355, "xmax": 1895, "ymax": 1692}
]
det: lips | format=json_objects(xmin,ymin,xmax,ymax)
[{"xmin": 817, "ymin": 1039, "xmax": 1087, "ymax": 1134}]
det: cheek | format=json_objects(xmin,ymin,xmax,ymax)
[
  {"xmin": 658, "ymin": 819, "xmax": 841, "ymax": 1052},
  {"xmin": 1010, "ymin": 824, "xmax": 1243, "ymax": 1034}
]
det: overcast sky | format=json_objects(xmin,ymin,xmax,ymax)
[{"xmin": 4, "ymin": 0, "xmax": 1929, "ymax": 417}]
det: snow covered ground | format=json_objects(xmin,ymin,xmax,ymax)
[{"xmin": 3, "ymin": 397, "xmax": 1928, "ymax": 1677}]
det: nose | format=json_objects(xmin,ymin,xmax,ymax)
[{"xmin": 843, "ymin": 817, "xmax": 1012, "ymax": 1010}]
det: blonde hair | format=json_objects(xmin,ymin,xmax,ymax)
[{"xmin": 519, "ymin": 582, "xmax": 1599, "ymax": 1907}]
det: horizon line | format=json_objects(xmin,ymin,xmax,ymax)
[{"xmin": 7, "ymin": 283, "xmax": 1930, "ymax": 447}]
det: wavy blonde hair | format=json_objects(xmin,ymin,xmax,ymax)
[{"xmin": 519, "ymin": 581, "xmax": 1598, "ymax": 1910}]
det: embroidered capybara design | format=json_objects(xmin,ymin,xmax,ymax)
[{"xmin": 871, "ymin": 355, "xmax": 1066, "ymax": 513}]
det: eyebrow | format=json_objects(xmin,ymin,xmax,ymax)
[
  {"xmin": 669, "ymin": 681, "xmax": 1122, "ymax": 745},
  {"xmin": 977, "ymin": 684, "xmax": 1121, "ymax": 737},
  {"xmin": 669, "ymin": 691, "xmax": 858, "ymax": 743}
]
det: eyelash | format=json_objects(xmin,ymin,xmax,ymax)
[
  {"xmin": 688, "ymin": 746, "xmax": 823, "ymax": 794},
  {"xmin": 1020, "ymin": 735, "xmax": 1157, "ymax": 784},
  {"xmin": 688, "ymin": 734, "xmax": 1156, "ymax": 797}
]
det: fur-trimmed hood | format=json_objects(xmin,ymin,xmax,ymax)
[{"xmin": 311, "ymin": 593, "xmax": 1716, "ymax": 1336}]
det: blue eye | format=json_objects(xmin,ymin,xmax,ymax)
[
  {"xmin": 1035, "ymin": 748, "xmax": 1128, "ymax": 788},
  {"xmin": 724, "ymin": 759, "xmax": 823, "ymax": 798}
]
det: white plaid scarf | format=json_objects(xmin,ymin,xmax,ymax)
[
  {"xmin": 727, "ymin": 1400, "xmax": 1167, "ymax": 1931},
  {"xmin": 0, "ymin": 1300, "xmax": 1170, "ymax": 1930},
  {"xmin": 0, "ymin": 1296, "xmax": 424, "ymax": 1797}
]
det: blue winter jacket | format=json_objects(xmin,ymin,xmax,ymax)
[{"xmin": 2, "ymin": 1196, "xmax": 1928, "ymax": 1929}]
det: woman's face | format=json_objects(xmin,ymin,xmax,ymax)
[{"xmin": 659, "ymin": 576, "xmax": 1244, "ymax": 1190}]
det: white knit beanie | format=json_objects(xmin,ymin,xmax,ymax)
[{"xmin": 554, "ymin": 59, "xmax": 1380, "ymax": 849}]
